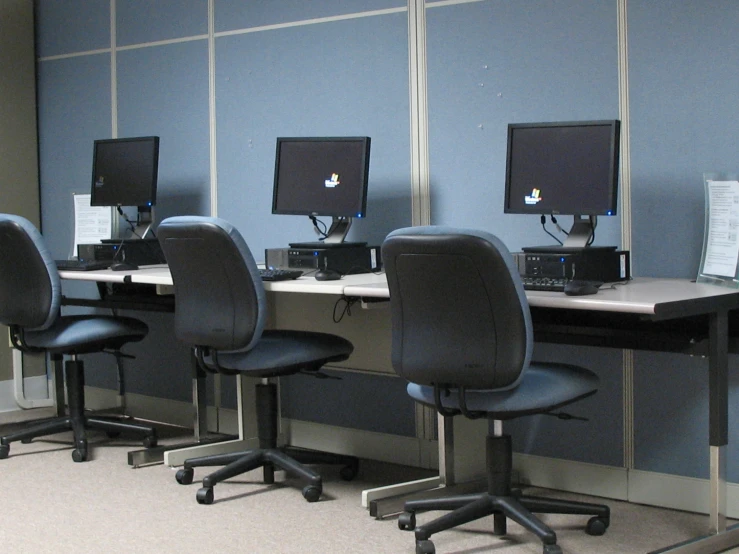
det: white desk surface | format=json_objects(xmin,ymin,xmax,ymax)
[
  {"xmin": 59, "ymin": 268, "xmax": 739, "ymax": 318},
  {"xmin": 60, "ymin": 266, "xmax": 387, "ymax": 295},
  {"xmin": 345, "ymin": 276, "xmax": 739, "ymax": 318}
]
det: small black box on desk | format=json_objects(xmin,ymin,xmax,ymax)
[
  {"xmin": 266, "ymin": 245, "xmax": 382, "ymax": 275},
  {"xmin": 522, "ymin": 247, "xmax": 630, "ymax": 282},
  {"xmin": 78, "ymin": 238, "xmax": 165, "ymax": 267}
]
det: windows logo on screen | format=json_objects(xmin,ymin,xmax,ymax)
[
  {"xmin": 524, "ymin": 188, "xmax": 542, "ymax": 205},
  {"xmin": 324, "ymin": 173, "xmax": 340, "ymax": 188}
]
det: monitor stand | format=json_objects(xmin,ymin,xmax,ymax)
[
  {"xmin": 289, "ymin": 215, "xmax": 367, "ymax": 249},
  {"xmin": 129, "ymin": 206, "xmax": 154, "ymax": 239},
  {"xmin": 523, "ymin": 214, "xmax": 616, "ymax": 253}
]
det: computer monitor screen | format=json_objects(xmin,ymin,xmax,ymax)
[
  {"xmin": 504, "ymin": 120, "xmax": 620, "ymax": 216},
  {"xmin": 272, "ymin": 136, "xmax": 371, "ymax": 218},
  {"xmin": 90, "ymin": 136, "xmax": 160, "ymax": 208}
]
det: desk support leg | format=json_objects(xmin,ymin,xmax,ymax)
[
  {"xmin": 710, "ymin": 445, "xmax": 726, "ymax": 534},
  {"xmin": 364, "ymin": 412, "xmax": 487, "ymax": 519},
  {"xmin": 708, "ymin": 310, "xmax": 728, "ymax": 535},
  {"xmin": 650, "ymin": 309, "xmax": 739, "ymax": 554}
]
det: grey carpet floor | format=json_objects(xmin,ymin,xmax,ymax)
[{"xmin": 0, "ymin": 417, "xmax": 735, "ymax": 554}]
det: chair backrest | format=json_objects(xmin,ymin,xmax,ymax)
[
  {"xmin": 157, "ymin": 216, "xmax": 266, "ymax": 352},
  {"xmin": 0, "ymin": 214, "xmax": 61, "ymax": 331},
  {"xmin": 382, "ymin": 226, "xmax": 533, "ymax": 390}
]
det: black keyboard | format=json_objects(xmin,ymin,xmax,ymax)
[
  {"xmin": 55, "ymin": 259, "xmax": 112, "ymax": 271},
  {"xmin": 521, "ymin": 276, "xmax": 568, "ymax": 292},
  {"xmin": 259, "ymin": 268, "xmax": 303, "ymax": 281}
]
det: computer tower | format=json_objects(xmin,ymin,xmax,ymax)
[
  {"xmin": 523, "ymin": 248, "xmax": 630, "ymax": 282},
  {"xmin": 266, "ymin": 245, "xmax": 381, "ymax": 275},
  {"xmin": 78, "ymin": 238, "xmax": 165, "ymax": 266}
]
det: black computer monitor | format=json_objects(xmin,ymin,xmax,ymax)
[
  {"xmin": 90, "ymin": 136, "xmax": 160, "ymax": 238},
  {"xmin": 272, "ymin": 136, "xmax": 371, "ymax": 247},
  {"xmin": 504, "ymin": 120, "xmax": 620, "ymax": 250}
]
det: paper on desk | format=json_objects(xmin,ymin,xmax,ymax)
[
  {"xmin": 72, "ymin": 193, "xmax": 113, "ymax": 255},
  {"xmin": 702, "ymin": 180, "xmax": 739, "ymax": 278}
]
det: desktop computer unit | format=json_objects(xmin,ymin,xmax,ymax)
[
  {"xmin": 266, "ymin": 245, "xmax": 381, "ymax": 275},
  {"xmin": 78, "ymin": 238, "xmax": 165, "ymax": 267},
  {"xmin": 522, "ymin": 248, "xmax": 630, "ymax": 282}
]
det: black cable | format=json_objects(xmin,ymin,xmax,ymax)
[
  {"xmin": 586, "ymin": 215, "xmax": 597, "ymax": 246},
  {"xmin": 117, "ymin": 206, "xmax": 140, "ymax": 238},
  {"xmin": 550, "ymin": 215, "xmax": 569, "ymax": 236},
  {"xmin": 309, "ymin": 215, "xmax": 328, "ymax": 239},
  {"xmin": 540, "ymin": 215, "xmax": 563, "ymax": 245},
  {"xmin": 332, "ymin": 295, "xmax": 359, "ymax": 323}
]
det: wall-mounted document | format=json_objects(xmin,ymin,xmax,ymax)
[
  {"xmin": 72, "ymin": 193, "xmax": 113, "ymax": 257},
  {"xmin": 697, "ymin": 173, "xmax": 739, "ymax": 287}
]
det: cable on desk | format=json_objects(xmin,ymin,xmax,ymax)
[{"xmin": 333, "ymin": 295, "xmax": 359, "ymax": 323}]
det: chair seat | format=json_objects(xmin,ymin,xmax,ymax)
[
  {"xmin": 206, "ymin": 329, "xmax": 354, "ymax": 377},
  {"xmin": 407, "ymin": 363, "xmax": 598, "ymax": 419},
  {"xmin": 22, "ymin": 315, "xmax": 148, "ymax": 355}
]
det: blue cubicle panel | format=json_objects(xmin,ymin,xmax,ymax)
[
  {"xmin": 214, "ymin": 10, "xmax": 411, "ymax": 257},
  {"xmin": 116, "ymin": 0, "xmax": 208, "ymax": 46},
  {"xmin": 282, "ymin": 370, "xmax": 415, "ymax": 437},
  {"xmin": 116, "ymin": 41, "xmax": 212, "ymax": 221},
  {"xmin": 627, "ymin": 1, "xmax": 739, "ymax": 483},
  {"xmin": 628, "ymin": 1, "xmax": 739, "ymax": 279},
  {"xmin": 505, "ymin": 343, "xmax": 624, "ymax": 467},
  {"xmin": 425, "ymin": 0, "xmax": 621, "ymax": 253},
  {"xmin": 37, "ymin": 54, "xmax": 112, "ymax": 259},
  {"xmin": 35, "ymin": 0, "xmax": 110, "ymax": 58},
  {"xmin": 214, "ymin": 0, "xmax": 406, "ymax": 33},
  {"xmin": 424, "ymin": 0, "xmax": 623, "ymax": 468}
]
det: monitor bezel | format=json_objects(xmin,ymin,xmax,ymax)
[
  {"xmin": 90, "ymin": 136, "xmax": 160, "ymax": 208},
  {"xmin": 271, "ymin": 136, "xmax": 371, "ymax": 218},
  {"xmin": 503, "ymin": 119, "xmax": 621, "ymax": 217}
]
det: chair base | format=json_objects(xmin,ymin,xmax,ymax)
[
  {"xmin": 175, "ymin": 382, "xmax": 359, "ymax": 504},
  {"xmin": 398, "ymin": 434, "xmax": 609, "ymax": 554},
  {"xmin": 0, "ymin": 358, "xmax": 157, "ymax": 462}
]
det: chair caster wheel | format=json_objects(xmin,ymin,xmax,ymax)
[
  {"xmin": 0, "ymin": 444, "xmax": 9, "ymax": 459},
  {"xmin": 72, "ymin": 448, "xmax": 88, "ymax": 463},
  {"xmin": 586, "ymin": 516, "xmax": 609, "ymax": 536},
  {"xmin": 543, "ymin": 544, "xmax": 563, "ymax": 554},
  {"xmin": 143, "ymin": 435, "xmax": 158, "ymax": 448},
  {"xmin": 21, "ymin": 438, "xmax": 33, "ymax": 444},
  {"xmin": 339, "ymin": 462, "xmax": 358, "ymax": 481},
  {"xmin": 398, "ymin": 512, "xmax": 416, "ymax": 531},
  {"xmin": 196, "ymin": 487, "xmax": 214, "ymax": 505},
  {"xmin": 416, "ymin": 539, "xmax": 435, "ymax": 554},
  {"xmin": 72, "ymin": 439, "xmax": 88, "ymax": 462},
  {"xmin": 302, "ymin": 485, "xmax": 322, "ymax": 503},
  {"xmin": 176, "ymin": 468, "xmax": 194, "ymax": 485}
]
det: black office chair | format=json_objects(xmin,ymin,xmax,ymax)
[
  {"xmin": 0, "ymin": 214, "xmax": 157, "ymax": 462},
  {"xmin": 382, "ymin": 226, "xmax": 609, "ymax": 554},
  {"xmin": 157, "ymin": 216, "xmax": 358, "ymax": 505}
]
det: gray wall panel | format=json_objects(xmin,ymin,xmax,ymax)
[
  {"xmin": 628, "ymin": 1, "xmax": 739, "ymax": 278},
  {"xmin": 426, "ymin": 0, "xmax": 621, "ymax": 253},
  {"xmin": 117, "ymin": 41, "xmax": 211, "ymax": 221},
  {"xmin": 506, "ymin": 343, "xmax": 624, "ymax": 467},
  {"xmin": 281, "ymin": 370, "xmax": 416, "ymax": 437},
  {"xmin": 117, "ymin": 0, "xmax": 207, "ymax": 46},
  {"xmin": 214, "ymin": 12, "xmax": 411, "ymax": 255},
  {"xmin": 37, "ymin": 54, "xmax": 111, "ymax": 258},
  {"xmin": 634, "ymin": 351, "xmax": 739, "ymax": 482},
  {"xmin": 35, "ymin": 0, "xmax": 110, "ymax": 58}
]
